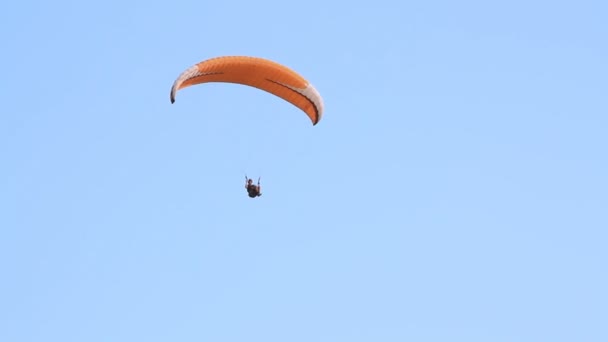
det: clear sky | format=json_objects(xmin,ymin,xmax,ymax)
[{"xmin": 2, "ymin": 0, "xmax": 607, "ymax": 341}]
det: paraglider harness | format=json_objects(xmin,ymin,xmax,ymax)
[{"xmin": 245, "ymin": 176, "xmax": 262, "ymax": 198}]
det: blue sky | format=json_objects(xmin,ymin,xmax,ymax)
[{"xmin": 2, "ymin": 0, "xmax": 607, "ymax": 341}]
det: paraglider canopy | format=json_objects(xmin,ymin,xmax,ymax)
[{"xmin": 169, "ymin": 56, "xmax": 324, "ymax": 125}]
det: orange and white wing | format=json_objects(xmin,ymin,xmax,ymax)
[{"xmin": 170, "ymin": 56, "xmax": 324, "ymax": 125}]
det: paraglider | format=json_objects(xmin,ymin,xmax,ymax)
[
  {"xmin": 170, "ymin": 55, "xmax": 324, "ymax": 198},
  {"xmin": 245, "ymin": 176, "xmax": 262, "ymax": 198}
]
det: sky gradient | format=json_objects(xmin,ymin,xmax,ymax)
[{"xmin": 2, "ymin": 0, "xmax": 607, "ymax": 341}]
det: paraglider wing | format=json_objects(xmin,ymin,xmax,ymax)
[{"xmin": 169, "ymin": 56, "xmax": 324, "ymax": 125}]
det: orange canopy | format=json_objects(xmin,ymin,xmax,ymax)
[{"xmin": 170, "ymin": 56, "xmax": 324, "ymax": 125}]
